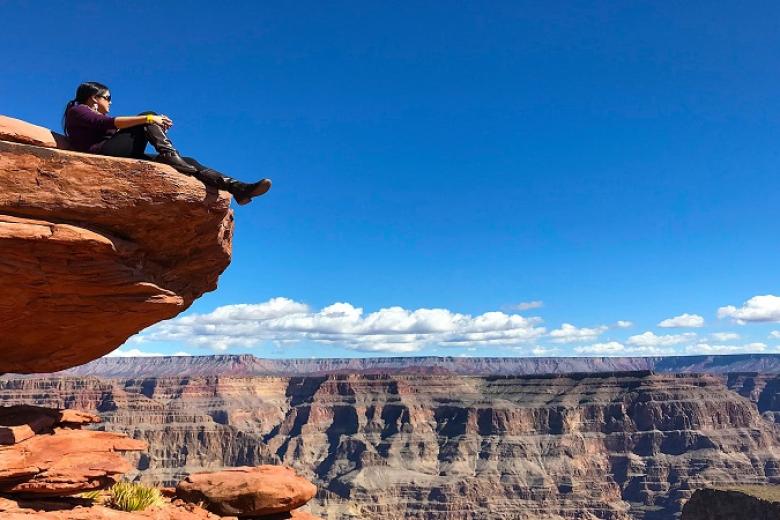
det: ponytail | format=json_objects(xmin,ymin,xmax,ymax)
[
  {"xmin": 62, "ymin": 81, "xmax": 110, "ymax": 135},
  {"xmin": 61, "ymin": 99, "xmax": 77, "ymax": 135}
]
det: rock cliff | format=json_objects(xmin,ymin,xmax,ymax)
[
  {"xmin": 2, "ymin": 372, "xmax": 779, "ymax": 519},
  {"xmin": 47, "ymin": 353, "xmax": 780, "ymax": 378},
  {"xmin": 0, "ymin": 127, "xmax": 233, "ymax": 373}
]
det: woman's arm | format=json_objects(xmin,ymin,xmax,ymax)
[{"xmin": 114, "ymin": 114, "xmax": 171, "ymax": 129}]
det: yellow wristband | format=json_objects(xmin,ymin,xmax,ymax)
[{"xmin": 146, "ymin": 114, "xmax": 154, "ymax": 124}]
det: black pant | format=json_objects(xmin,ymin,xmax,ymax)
[
  {"xmin": 97, "ymin": 113, "xmax": 238, "ymax": 192},
  {"xmin": 99, "ymin": 111, "xmax": 156, "ymax": 158}
]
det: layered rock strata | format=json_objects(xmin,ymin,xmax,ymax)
[
  {"xmin": 0, "ymin": 134, "xmax": 233, "ymax": 373},
  {"xmin": 47, "ymin": 353, "xmax": 780, "ymax": 378},
  {"xmin": 1, "ymin": 372, "xmax": 778, "ymax": 519},
  {"xmin": 0, "ymin": 405, "xmax": 146, "ymax": 495}
]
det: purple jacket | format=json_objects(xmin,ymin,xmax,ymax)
[{"xmin": 65, "ymin": 104, "xmax": 116, "ymax": 152}]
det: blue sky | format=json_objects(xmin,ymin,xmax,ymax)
[{"xmin": 3, "ymin": 1, "xmax": 780, "ymax": 358}]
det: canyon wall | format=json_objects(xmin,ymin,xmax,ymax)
[
  {"xmin": 44, "ymin": 353, "xmax": 780, "ymax": 378},
  {"xmin": 1, "ymin": 372, "xmax": 779, "ymax": 519}
]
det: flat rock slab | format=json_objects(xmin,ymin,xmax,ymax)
[
  {"xmin": 0, "ymin": 139, "xmax": 233, "ymax": 373},
  {"xmin": 0, "ymin": 406, "xmax": 104, "ymax": 445},
  {"xmin": 176, "ymin": 466, "xmax": 317, "ymax": 517},
  {"xmin": 0, "ymin": 115, "xmax": 69, "ymax": 149},
  {"xmin": 0, "ymin": 406, "xmax": 58, "ymax": 445},
  {"xmin": 0, "ymin": 427, "xmax": 146, "ymax": 495}
]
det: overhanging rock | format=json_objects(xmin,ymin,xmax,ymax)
[{"xmin": 0, "ymin": 121, "xmax": 234, "ymax": 373}]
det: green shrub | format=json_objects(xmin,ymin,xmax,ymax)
[
  {"xmin": 77, "ymin": 489, "xmax": 104, "ymax": 503},
  {"xmin": 106, "ymin": 481, "xmax": 164, "ymax": 512}
]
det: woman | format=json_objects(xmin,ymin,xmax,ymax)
[{"xmin": 63, "ymin": 81, "xmax": 271, "ymax": 205}]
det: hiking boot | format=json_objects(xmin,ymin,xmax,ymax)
[{"xmin": 232, "ymin": 179, "xmax": 272, "ymax": 205}]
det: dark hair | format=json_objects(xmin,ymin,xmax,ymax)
[{"xmin": 62, "ymin": 81, "xmax": 110, "ymax": 135}]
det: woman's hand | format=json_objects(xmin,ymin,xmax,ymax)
[
  {"xmin": 151, "ymin": 114, "xmax": 173, "ymax": 130},
  {"xmin": 114, "ymin": 114, "xmax": 174, "ymax": 130}
]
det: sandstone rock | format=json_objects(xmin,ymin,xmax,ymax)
[
  {"xmin": 0, "ymin": 405, "xmax": 58, "ymax": 444},
  {"xmin": 58, "ymin": 409, "xmax": 101, "ymax": 427},
  {"xmin": 260, "ymin": 510, "xmax": 323, "ymax": 520},
  {"xmin": 0, "ymin": 138, "xmax": 233, "ymax": 373},
  {"xmin": 0, "ymin": 406, "xmax": 103, "ymax": 445},
  {"xmin": 0, "ymin": 115, "xmax": 69, "ymax": 149},
  {"xmin": 289, "ymin": 511, "xmax": 322, "ymax": 520},
  {"xmin": 176, "ymin": 466, "xmax": 317, "ymax": 517},
  {"xmin": 0, "ymin": 427, "xmax": 146, "ymax": 494}
]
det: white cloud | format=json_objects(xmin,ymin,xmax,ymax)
[
  {"xmin": 626, "ymin": 331, "xmax": 697, "ymax": 347},
  {"xmin": 574, "ymin": 341, "xmax": 676, "ymax": 356},
  {"xmin": 710, "ymin": 332, "xmax": 740, "ymax": 342},
  {"xmin": 511, "ymin": 300, "xmax": 544, "ymax": 311},
  {"xmin": 658, "ymin": 313, "xmax": 704, "ymax": 328},
  {"xmin": 718, "ymin": 295, "xmax": 780, "ymax": 324},
  {"xmin": 531, "ymin": 346, "xmax": 559, "ymax": 356},
  {"xmin": 615, "ymin": 320, "xmax": 633, "ymax": 329},
  {"xmin": 574, "ymin": 341, "xmax": 625, "ymax": 354},
  {"xmin": 548, "ymin": 323, "xmax": 608, "ymax": 343},
  {"xmin": 106, "ymin": 348, "xmax": 165, "ymax": 357},
  {"xmin": 685, "ymin": 342, "xmax": 767, "ymax": 354},
  {"xmin": 770, "ymin": 331, "xmax": 780, "ymax": 339},
  {"xmin": 131, "ymin": 297, "xmax": 547, "ymax": 354}
]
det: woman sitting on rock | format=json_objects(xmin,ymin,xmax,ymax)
[{"xmin": 63, "ymin": 81, "xmax": 271, "ymax": 205}]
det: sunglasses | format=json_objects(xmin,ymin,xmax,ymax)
[{"xmin": 97, "ymin": 94, "xmax": 112, "ymax": 102}]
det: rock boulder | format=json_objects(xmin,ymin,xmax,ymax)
[
  {"xmin": 0, "ymin": 127, "xmax": 233, "ymax": 373},
  {"xmin": 176, "ymin": 466, "xmax": 317, "ymax": 517}
]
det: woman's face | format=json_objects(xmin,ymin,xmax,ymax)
[{"xmin": 91, "ymin": 91, "xmax": 112, "ymax": 114}]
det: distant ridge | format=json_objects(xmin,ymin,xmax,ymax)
[{"xmin": 17, "ymin": 353, "xmax": 780, "ymax": 378}]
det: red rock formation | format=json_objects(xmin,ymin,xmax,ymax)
[
  {"xmin": 0, "ymin": 406, "xmax": 146, "ymax": 495},
  {"xmin": 176, "ymin": 466, "xmax": 316, "ymax": 517},
  {"xmin": 0, "ymin": 122, "xmax": 233, "ymax": 373},
  {"xmin": 0, "ymin": 116, "xmax": 70, "ymax": 149}
]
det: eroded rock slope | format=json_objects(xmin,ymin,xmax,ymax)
[{"xmin": 1, "ymin": 372, "xmax": 778, "ymax": 519}]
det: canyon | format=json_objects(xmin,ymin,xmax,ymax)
[
  {"xmin": 4, "ymin": 360, "xmax": 780, "ymax": 519},
  {"xmin": 3, "ymin": 118, "xmax": 779, "ymax": 518}
]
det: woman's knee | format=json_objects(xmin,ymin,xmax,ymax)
[{"xmin": 181, "ymin": 156, "xmax": 206, "ymax": 171}]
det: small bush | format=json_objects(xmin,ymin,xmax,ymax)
[
  {"xmin": 77, "ymin": 489, "xmax": 104, "ymax": 503},
  {"xmin": 106, "ymin": 481, "xmax": 164, "ymax": 512}
]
